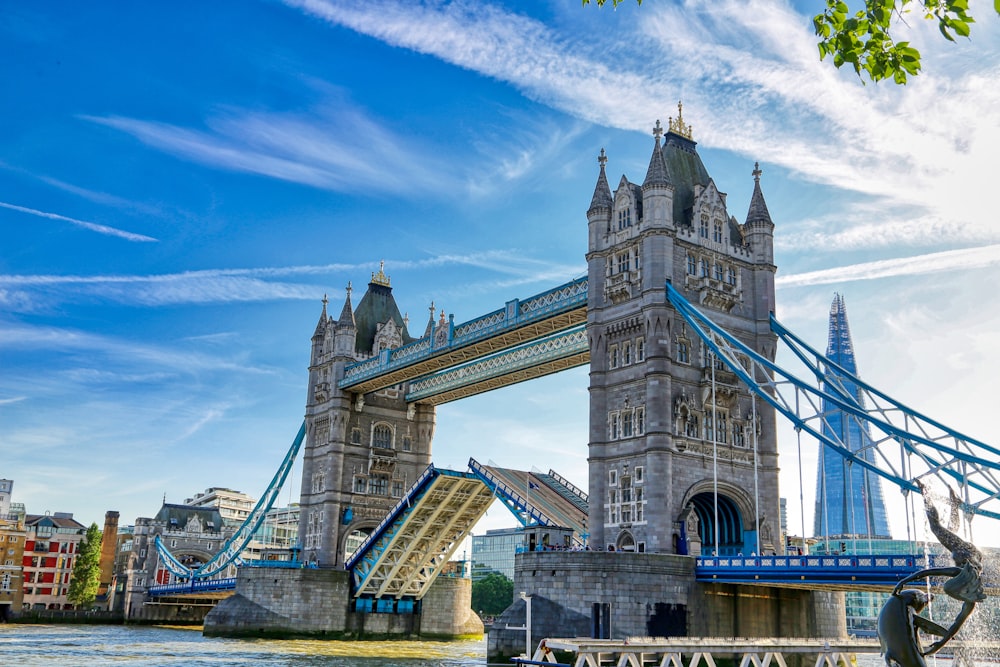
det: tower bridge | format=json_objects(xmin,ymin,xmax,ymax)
[{"xmin": 137, "ymin": 106, "xmax": 1000, "ymax": 647}]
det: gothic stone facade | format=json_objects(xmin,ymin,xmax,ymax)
[
  {"xmin": 585, "ymin": 114, "xmax": 781, "ymax": 557},
  {"xmin": 299, "ymin": 269, "xmax": 437, "ymax": 568}
]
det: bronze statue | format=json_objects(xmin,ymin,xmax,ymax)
[{"xmin": 877, "ymin": 482, "xmax": 986, "ymax": 667}]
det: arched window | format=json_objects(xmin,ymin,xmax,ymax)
[
  {"xmin": 687, "ymin": 255, "xmax": 697, "ymax": 275},
  {"xmin": 372, "ymin": 423, "xmax": 392, "ymax": 449},
  {"xmin": 713, "ymin": 220, "xmax": 723, "ymax": 243}
]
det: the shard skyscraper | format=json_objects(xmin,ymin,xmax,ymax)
[{"xmin": 813, "ymin": 295, "xmax": 891, "ymax": 540}]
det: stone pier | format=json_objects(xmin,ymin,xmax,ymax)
[
  {"xmin": 488, "ymin": 551, "xmax": 846, "ymax": 663},
  {"xmin": 204, "ymin": 566, "xmax": 482, "ymax": 640}
]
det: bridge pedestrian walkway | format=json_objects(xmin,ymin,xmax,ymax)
[
  {"xmin": 340, "ymin": 277, "xmax": 588, "ymax": 399},
  {"xmin": 345, "ymin": 464, "xmax": 494, "ymax": 602}
]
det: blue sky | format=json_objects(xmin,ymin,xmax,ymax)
[{"xmin": 3, "ymin": 1, "xmax": 999, "ymax": 546}]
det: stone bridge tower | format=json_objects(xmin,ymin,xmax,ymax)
[
  {"xmin": 585, "ymin": 107, "xmax": 781, "ymax": 557},
  {"xmin": 299, "ymin": 265, "xmax": 437, "ymax": 567}
]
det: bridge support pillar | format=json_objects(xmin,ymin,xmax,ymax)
[
  {"xmin": 203, "ymin": 566, "xmax": 482, "ymax": 640},
  {"xmin": 488, "ymin": 552, "xmax": 846, "ymax": 663}
]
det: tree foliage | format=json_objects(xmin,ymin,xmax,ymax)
[
  {"xmin": 471, "ymin": 572, "xmax": 514, "ymax": 616},
  {"xmin": 584, "ymin": 0, "xmax": 999, "ymax": 85},
  {"xmin": 67, "ymin": 522, "xmax": 103, "ymax": 609}
]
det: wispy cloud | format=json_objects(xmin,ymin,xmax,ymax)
[
  {"xmin": 0, "ymin": 251, "xmax": 581, "ymax": 310},
  {"xmin": 83, "ymin": 98, "xmax": 458, "ymax": 197},
  {"xmin": 284, "ymin": 0, "xmax": 1000, "ymax": 252},
  {"xmin": 0, "ymin": 200, "xmax": 158, "ymax": 242},
  {"xmin": 777, "ymin": 244, "xmax": 1000, "ymax": 288}
]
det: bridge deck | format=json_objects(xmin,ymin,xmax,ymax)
[
  {"xmin": 469, "ymin": 458, "xmax": 588, "ymax": 544},
  {"xmin": 346, "ymin": 465, "xmax": 494, "ymax": 600}
]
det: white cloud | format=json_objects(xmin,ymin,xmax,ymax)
[
  {"xmin": 0, "ymin": 200, "xmax": 158, "ymax": 242},
  {"xmin": 777, "ymin": 243, "xmax": 1000, "ymax": 288}
]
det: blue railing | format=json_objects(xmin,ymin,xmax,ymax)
[
  {"xmin": 695, "ymin": 553, "xmax": 953, "ymax": 586},
  {"xmin": 147, "ymin": 577, "xmax": 237, "ymax": 596}
]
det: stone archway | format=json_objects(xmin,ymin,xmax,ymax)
[
  {"xmin": 615, "ymin": 530, "xmax": 637, "ymax": 553},
  {"xmin": 689, "ymin": 492, "xmax": 744, "ymax": 556}
]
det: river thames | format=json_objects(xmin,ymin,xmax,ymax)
[{"xmin": 0, "ymin": 624, "xmax": 487, "ymax": 666}]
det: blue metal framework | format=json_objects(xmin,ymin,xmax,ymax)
[
  {"xmin": 694, "ymin": 553, "xmax": 966, "ymax": 591},
  {"xmin": 665, "ymin": 281, "xmax": 1000, "ymax": 524},
  {"xmin": 340, "ymin": 276, "xmax": 587, "ymax": 394},
  {"xmin": 468, "ymin": 457, "xmax": 555, "ymax": 528},
  {"xmin": 154, "ymin": 421, "xmax": 306, "ymax": 580}
]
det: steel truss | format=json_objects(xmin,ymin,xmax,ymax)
[
  {"xmin": 665, "ymin": 282, "xmax": 1000, "ymax": 523},
  {"xmin": 155, "ymin": 421, "xmax": 306, "ymax": 579}
]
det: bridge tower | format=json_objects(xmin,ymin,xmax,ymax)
[
  {"xmin": 585, "ymin": 106, "xmax": 781, "ymax": 556},
  {"xmin": 299, "ymin": 265, "xmax": 437, "ymax": 567}
]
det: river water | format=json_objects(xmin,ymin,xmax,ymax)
[{"xmin": 0, "ymin": 624, "xmax": 488, "ymax": 666}]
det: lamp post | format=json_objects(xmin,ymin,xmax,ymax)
[{"xmin": 520, "ymin": 591, "xmax": 532, "ymax": 658}]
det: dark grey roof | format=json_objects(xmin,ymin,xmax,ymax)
[
  {"xmin": 662, "ymin": 131, "xmax": 711, "ymax": 227},
  {"xmin": 745, "ymin": 164, "xmax": 773, "ymax": 226},
  {"xmin": 353, "ymin": 281, "xmax": 413, "ymax": 355},
  {"xmin": 588, "ymin": 150, "xmax": 613, "ymax": 213},
  {"xmin": 154, "ymin": 504, "xmax": 225, "ymax": 532}
]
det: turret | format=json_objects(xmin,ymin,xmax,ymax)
[
  {"xmin": 641, "ymin": 119, "xmax": 675, "ymax": 230},
  {"xmin": 333, "ymin": 282, "xmax": 357, "ymax": 359},
  {"xmin": 743, "ymin": 162, "xmax": 775, "ymax": 266},
  {"xmin": 587, "ymin": 148, "xmax": 613, "ymax": 250}
]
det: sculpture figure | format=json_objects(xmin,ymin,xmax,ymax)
[{"xmin": 876, "ymin": 482, "xmax": 986, "ymax": 667}]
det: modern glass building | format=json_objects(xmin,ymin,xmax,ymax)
[
  {"xmin": 470, "ymin": 527, "xmax": 525, "ymax": 581},
  {"xmin": 813, "ymin": 295, "xmax": 892, "ymax": 540}
]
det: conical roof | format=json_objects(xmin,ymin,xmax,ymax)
[
  {"xmin": 745, "ymin": 162, "xmax": 773, "ymax": 226},
  {"xmin": 588, "ymin": 148, "xmax": 613, "ymax": 213},
  {"xmin": 642, "ymin": 120, "xmax": 672, "ymax": 188}
]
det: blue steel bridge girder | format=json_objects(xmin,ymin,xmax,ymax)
[
  {"xmin": 339, "ymin": 277, "xmax": 587, "ymax": 396},
  {"xmin": 405, "ymin": 326, "xmax": 589, "ymax": 405},
  {"xmin": 665, "ymin": 281, "xmax": 1000, "ymax": 524}
]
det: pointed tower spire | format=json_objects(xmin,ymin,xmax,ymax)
[
  {"xmin": 313, "ymin": 294, "xmax": 330, "ymax": 339},
  {"xmin": 642, "ymin": 119, "xmax": 673, "ymax": 188},
  {"xmin": 423, "ymin": 301, "xmax": 436, "ymax": 338},
  {"xmin": 337, "ymin": 281, "xmax": 355, "ymax": 327},
  {"xmin": 588, "ymin": 148, "xmax": 613, "ymax": 213},
  {"xmin": 745, "ymin": 162, "xmax": 773, "ymax": 226}
]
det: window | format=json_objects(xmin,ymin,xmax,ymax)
[
  {"xmin": 685, "ymin": 415, "xmax": 699, "ymax": 438},
  {"xmin": 402, "ymin": 436, "xmax": 412, "ymax": 452},
  {"xmin": 623, "ymin": 341, "xmax": 632, "ymax": 365},
  {"xmin": 733, "ymin": 423, "xmax": 745, "ymax": 447},
  {"xmin": 677, "ymin": 341, "xmax": 690, "ymax": 364},
  {"xmin": 354, "ymin": 477, "xmax": 367, "ymax": 494},
  {"xmin": 618, "ymin": 252, "xmax": 629, "ymax": 274},
  {"xmin": 609, "ymin": 412, "xmax": 620, "ymax": 439},
  {"xmin": 170, "ymin": 540, "xmax": 177, "ymax": 548},
  {"xmin": 713, "ymin": 220, "xmax": 723, "ymax": 243},
  {"xmin": 635, "ymin": 407, "xmax": 645, "ymax": 435},
  {"xmin": 391, "ymin": 481, "xmax": 404, "ymax": 497},
  {"xmin": 726, "ymin": 266, "xmax": 737, "ymax": 286},
  {"xmin": 609, "ymin": 469, "xmax": 618, "ymax": 486},
  {"xmin": 636, "ymin": 338, "xmax": 645, "ymax": 361},
  {"xmin": 699, "ymin": 258, "xmax": 709, "ymax": 277},
  {"xmin": 705, "ymin": 418, "xmax": 714, "ymax": 442},
  {"xmin": 609, "ymin": 345, "xmax": 619, "ymax": 369},
  {"xmin": 687, "ymin": 255, "xmax": 696, "ymax": 275},
  {"xmin": 609, "ymin": 490, "xmax": 618, "ymax": 504},
  {"xmin": 699, "ymin": 214, "xmax": 709, "ymax": 238},
  {"xmin": 714, "ymin": 263, "xmax": 724, "ymax": 282},
  {"xmin": 350, "ymin": 428, "xmax": 362, "ymax": 445},
  {"xmin": 369, "ymin": 476, "xmax": 388, "ymax": 496},
  {"xmin": 618, "ymin": 207, "xmax": 632, "ymax": 230},
  {"xmin": 718, "ymin": 414, "xmax": 728, "ymax": 443},
  {"xmin": 373, "ymin": 423, "xmax": 393, "ymax": 449},
  {"xmin": 622, "ymin": 410, "xmax": 633, "ymax": 438}
]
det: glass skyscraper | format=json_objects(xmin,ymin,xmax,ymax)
[{"xmin": 812, "ymin": 294, "xmax": 891, "ymax": 540}]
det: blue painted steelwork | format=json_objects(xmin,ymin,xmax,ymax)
[
  {"xmin": 695, "ymin": 553, "xmax": 957, "ymax": 588},
  {"xmin": 665, "ymin": 281, "xmax": 1000, "ymax": 522},
  {"xmin": 405, "ymin": 326, "xmax": 587, "ymax": 402},
  {"xmin": 345, "ymin": 464, "xmax": 438, "ymax": 575},
  {"xmin": 154, "ymin": 421, "xmax": 307, "ymax": 580},
  {"xmin": 147, "ymin": 577, "xmax": 237, "ymax": 597},
  {"xmin": 468, "ymin": 457, "xmax": 555, "ymax": 528},
  {"xmin": 340, "ymin": 276, "xmax": 587, "ymax": 388}
]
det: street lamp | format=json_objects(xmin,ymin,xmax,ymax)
[{"xmin": 520, "ymin": 591, "xmax": 532, "ymax": 658}]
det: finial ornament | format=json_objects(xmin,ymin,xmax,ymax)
[
  {"xmin": 371, "ymin": 260, "xmax": 391, "ymax": 287},
  {"xmin": 322, "ymin": 293, "xmax": 328, "ymax": 308},
  {"xmin": 346, "ymin": 281, "xmax": 352, "ymax": 299},
  {"xmin": 668, "ymin": 101, "xmax": 693, "ymax": 140},
  {"xmin": 653, "ymin": 119, "xmax": 663, "ymax": 140},
  {"xmin": 752, "ymin": 161, "xmax": 762, "ymax": 183},
  {"xmin": 598, "ymin": 148, "xmax": 607, "ymax": 168}
]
